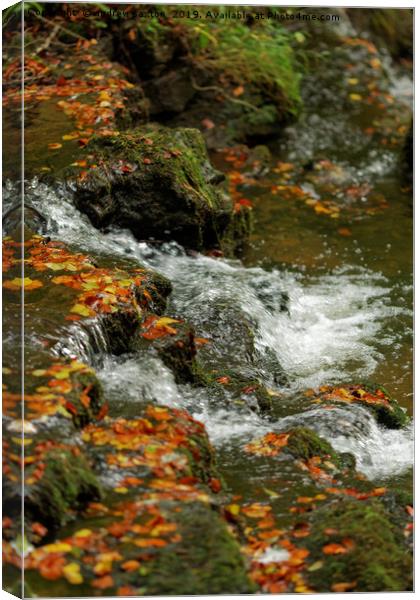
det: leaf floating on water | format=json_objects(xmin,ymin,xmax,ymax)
[
  {"xmin": 62, "ymin": 132, "xmax": 79, "ymax": 141},
  {"xmin": 338, "ymin": 227, "xmax": 352, "ymax": 237},
  {"xmin": 48, "ymin": 142, "xmax": 62, "ymax": 150}
]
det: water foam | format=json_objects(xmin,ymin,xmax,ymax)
[{"xmin": 11, "ymin": 179, "xmax": 412, "ymax": 481}]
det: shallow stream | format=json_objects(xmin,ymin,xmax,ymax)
[{"xmin": 4, "ymin": 17, "xmax": 413, "ymax": 527}]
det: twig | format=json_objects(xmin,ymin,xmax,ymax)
[
  {"xmin": 191, "ymin": 75, "xmax": 261, "ymax": 112},
  {"xmin": 36, "ymin": 23, "xmax": 60, "ymax": 54},
  {"xmin": 32, "ymin": 13, "xmax": 89, "ymax": 42}
]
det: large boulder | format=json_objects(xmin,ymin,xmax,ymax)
[{"xmin": 72, "ymin": 126, "xmax": 251, "ymax": 253}]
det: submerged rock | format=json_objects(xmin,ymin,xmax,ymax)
[{"xmin": 73, "ymin": 126, "xmax": 251, "ymax": 254}]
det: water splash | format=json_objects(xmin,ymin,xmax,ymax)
[{"xmin": 11, "ymin": 178, "xmax": 413, "ymax": 482}]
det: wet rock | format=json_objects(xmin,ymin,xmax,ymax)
[
  {"xmin": 73, "ymin": 126, "xmax": 250, "ymax": 254},
  {"xmin": 3, "ymin": 204, "xmax": 47, "ymax": 236},
  {"xmin": 190, "ymin": 299, "xmax": 286, "ymax": 412},
  {"xmin": 305, "ymin": 497, "xmax": 413, "ymax": 592},
  {"xmin": 245, "ymin": 426, "xmax": 356, "ymax": 471},
  {"xmin": 132, "ymin": 316, "xmax": 198, "ymax": 384},
  {"xmin": 143, "ymin": 68, "xmax": 196, "ymax": 115},
  {"xmin": 242, "ymin": 145, "xmax": 272, "ymax": 178}
]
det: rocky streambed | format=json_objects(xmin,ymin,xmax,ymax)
[{"xmin": 2, "ymin": 5, "xmax": 413, "ymax": 596}]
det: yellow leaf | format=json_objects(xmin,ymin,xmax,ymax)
[
  {"xmin": 44, "ymin": 542, "xmax": 72, "ymax": 553},
  {"xmin": 62, "ymin": 133, "xmax": 79, "ymax": 141},
  {"xmin": 63, "ymin": 562, "xmax": 83, "ymax": 584},
  {"xmin": 349, "ymin": 93, "xmax": 362, "ymax": 102},
  {"xmin": 11, "ymin": 437, "xmax": 33, "ymax": 446},
  {"xmin": 226, "ymin": 504, "xmax": 241, "ymax": 515},
  {"xmin": 74, "ymin": 529, "xmax": 92, "ymax": 538},
  {"xmin": 32, "ymin": 369, "xmax": 46, "ymax": 377},
  {"xmin": 155, "ymin": 317, "xmax": 181, "ymax": 327},
  {"xmin": 308, "ymin": 560, "xmax": 324, "ymax": 572},
  {"xmin": 70, "ymin": 303, "xmax": 95, "ymax": 317},
  {"xmin": 347, "ymin": 78, "xmax": 359, "ymax": 85},
  {"xmin": 114, "ymin": 487, "xmax": 128, "ymax": 494},
  {"xmin": 3, "ymin": 277, "xmax": 43, "ymax": 291},
  {"xmin": 54, "ymin": 369, "xmax": 72, "ymax": 380}
]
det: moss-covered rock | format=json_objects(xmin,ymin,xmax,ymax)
[
  {"xmin": 309, "ymin": 384, "xmax": 409, "ymax": 429},
  {"xmin": 25, "ymin": 445, "xmax": 102, "ymax": 535},
  {"xmin": 2, "ymin": 433, "xmax": 101, "ymax": 540},
  {"xmin": 305, "ymin": 498, "xmax": 413, "ymax": 592},
  {"xmin": 143, "ymin": 502, "xmax": 255, "ymax": 595},
  {"xmin": 18, "ymin": 404, "xmax": 254, "ymax": 596},
  {"xmin": 114, "ymin": 16, "xmax": 301, "ymax": 147},
  {"xmin": 285, "ymin": 427, "xmax": 355, "ymax": 470},
  {"xmin": 73, "ymin": 126, "xmax": 250, "ymax": 254}
]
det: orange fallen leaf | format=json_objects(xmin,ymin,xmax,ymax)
[
  {"xmin": 331, "ymin": 581, "xmax": 357, "ymax": 592},
  {"xmin": 121, "ymin": 560, "xmax": 140, "ymax": 571},
  {"xmin": 232, "ymin": 85, "xmax": 244, "ymax": 97},
  {"xmin": 338, "ymin": 227, "xmax": 352, "ymax": 237},
  {"xmin": 48, "ymin": 143, "xmax": 62, "ymax": 150},
  {"xmin": 134, "ymin": 538, "xmax": 167, "ymax": 548},
  {"xmin": 4, "ymin": 277, "xmax": 43, "ymax": 291},
  {"xmin": 323, "ymin": 543, "xmax": 348, "ymax": 555},
  {"xmin": 92, "ymin": 575, "xmax": 114, "ymax": 589},
  {"xmin": 202, "ymin": 118, "xmax": 215, "ymax": 129}
]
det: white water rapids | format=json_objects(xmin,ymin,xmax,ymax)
[{"xmin": 5, "ymin": 179, "xmax": 412, "ymax": 482}]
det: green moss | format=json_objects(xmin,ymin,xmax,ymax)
[
  {"xmin": 361, "ymin": 383, "xmax": 410, "ymax": 429},
  {"xmin": 74, "ymin": 126, "xmax": 246, "ymax": 253},
  {"xmin": 285, "ymin": 427, "xmax": 355, "ymax": 470},
  {"xmin": 26, "ymin": 448, "xmax": 101, "ymax": 534},
  {"xmin": 142, "ymin": 502, "xmax": 256, "ymax": 595},
  {"xmin": 173, "ymin": 18, "xmax": 301, "ymax": 116},
  {"xmin": 305, "ymin": 498, "xmax": 413, "ymax": 592}
]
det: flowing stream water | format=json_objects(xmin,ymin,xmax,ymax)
[{"xmin": 4, "ymin": 19, "xmax": 413, "ymax": 522}]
